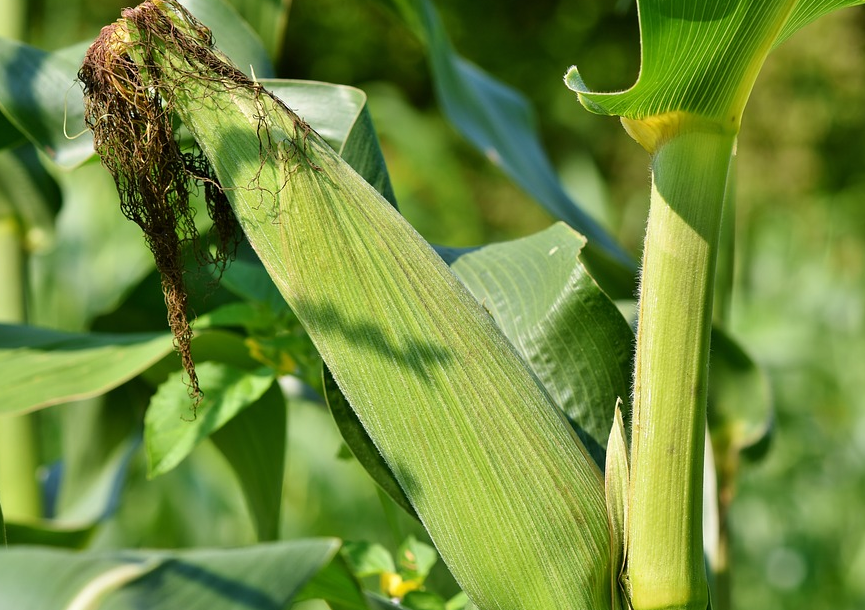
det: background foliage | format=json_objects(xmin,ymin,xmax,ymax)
[{"xmin": 1, "ymin": 0, "xmax": 864, "ymax": 608}]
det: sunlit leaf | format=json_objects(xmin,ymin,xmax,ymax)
[
  {"xmin": 324, "ymin": 366, "xmax": 417, "ymax": 519},
  {"xmin": 566, "ymin": 0, "xmax": 864, "ymax": 150},
  {"xmin": 0, "ymin": 539, "xmax": 340, "ymax": 610},
  {"xmin": 263, "ymin": 79, "xmax": 397, "ymax": 207},
  {"xmin": 145, "ymin": 361, "xmax": 275, "ymax": 478},
  {"xmin": 210, "ymin": 382, "xmax": 286, "ymax": 541},
  {"xmin": 448, "ymin": 222, "xmax": 634, "ymax": 468},
  {"xmin": 0, "ymin": 325, "xmax": 174, "ymax": 415},
  {"xmin": 776, "ymin": 0, "xmax": 865, "ymax": 45}
]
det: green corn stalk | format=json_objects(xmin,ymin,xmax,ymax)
[
  {"xmin": 568, "ymin": 1, "xmax": 863, "ymax": 609},
  {"xmin": 80, "ymin": 2, "xmax": 612, "ymax": 609}
]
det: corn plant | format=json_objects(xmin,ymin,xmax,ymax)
[{"xmin": 0, "ymin": 1, "xmax": 862, "ymax": 609}]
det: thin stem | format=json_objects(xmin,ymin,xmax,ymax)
[
  {"xmin": 0, "ymin": 214, "xmax": 41, "ymax": 520},
  {"xmin": 626, "ymin": 130, "xmax": 735, "ymax": 610}
]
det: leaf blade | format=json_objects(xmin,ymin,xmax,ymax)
[{"xmin": 0, "ymin": 325, "xmax": 175, "ymax": 415}]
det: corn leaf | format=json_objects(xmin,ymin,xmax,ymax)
[
  {"xmin": 94, "ymin": 4, "xmax": 613, "ymax": 608},
  {"xmin": 262, "ymin": 79, "xmax": 397, "ymax": 206},
  {"xmin": 776, "ymin": 0, "xmax": 865, "ymax": 45},
  {"xmin": 329, "ymin": 223, "xmax": 632, "ymax": 519},
  {"xmin": 378, "ymin": 0, "xmax": 635, "ymax": 294},
  {"xmin": 0, "ymin": 324, "xmax": 174, "ymax": 415},
  {"xmin": 0, "ymin": 539, "xmax": 340, "ymax": 610},
  {"xmin": 325, "ymin": 366, "xmax": 417, "ymax": 519},
  {"xmin": 220, "ymin": 0, "xmax": 291, "ymax": 61},
  {"xmin": 4, "ymin": 434, "xmax": 137, "ymax": 547},
  {"xmin": 29, "ymin": 161, "xmax": 154, "ymax": 329},
  {"xmin": 567, "ymin": 0, "xmax": 864, "ymax": 147},
  {"xmin": 0, "ymin": 38, "xmax": 91, "ymax": 168},
  {"xmin": 210, "ymin": 382, "xmax": 287, "ymax": 542},
  {"xmin": 447, "ymin": 222, "xmax": 633, "ymax": 468}
]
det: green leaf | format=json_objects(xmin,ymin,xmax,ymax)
[
  {"xmin": 102, "ymin": 5, "xmax": 613, "ymax": 608},
  {"xmin": 182, "ymin": 0, "xmax": 274, "ymax": 78},
  {"xmin": 0, "ymin": 38, "xmax": 91, "ymax": 168},
  {"xmin": 397, "ymin": 536, "xmax": 437, "ymax": 581},
  {"xmin": 324, "ymin": 366, "xmax": 417, "ymax": 519},
  {"xmin": 566, "ymin": 0, "xmax": 863, "ymax": 150},
  {"xmin": 0, "ymin": 325, "xmax": 174, "ymax": 415},
  {"xmin": 380, "ymin": 0, "xmax": 634, "ymax": 293},
  {"xmin": 341, "ymin": 540, "xmax": 397, "ymax": 577},
  {"xmin": 145, "ymin": 361, "xmax": 275, "ymax": 477},
  {"xmin": 210, "ymin": 382, "xmax": 286, "ymax": 541},
  {"xmin": 403, "ymin": 591, "xmax": 447, "ymax": 610},
  {"xmin": 4, "ymin": 429, "xmax": 134, "ymax": 547},
  {"xmin": 448, "ymin": 222, "xmax": 634, "ymax": 468},
  {"xmin": 29, "ymin": 161, "xmax": 155, "ymax": 330},
  {"xmin": 0, "ymin": 539, "xmax": 340, "ymax": 610},
  {"xmin": 329, "ymin": 224, "xmax": 632, "ymax": 513},
  {"xmin": 295, "ymin": 552, "xmax": 372, "ymax": 610},
  {"xmin": 220, "ymin": 0, "xmax": 291, "ymax": 62},
  {"xmin": 263, "ymin": 79, "xmax": 397, "ymax": 207},
  {"xmin": 707, "ymin": 328, "xmax": 773, "ymax": 460},
  {"xmin": 604, "ymin": 403, "xmax": 629, "ymax": 610},
  {"xmin": 0, "ymin": 112, "xmax": 25, "ymax": 151},
  {"xmin": 776, "ymin": 0, "xmax": 865, "ymax": 45}
]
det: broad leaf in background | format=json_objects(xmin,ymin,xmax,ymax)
[
  {"xmin": 0, "ymin": 111, "xmax": 24, "ymax": 150},
  {"xmin": 182, "ymin": 0, "xmax": 274, "ymax": 78},
  {"xmin": 0, "ymin": 37, "xmax": 91, "ymax": 167},
  {"xmin": 708, "ymin": 329, "xmax": 773, "ymax": 465},
  {"xmin": 378, "ymin": 0, "xmax": 635, "ymax": 295},
  {"xmin": 29, "ymin": 161, "xmax": 154, "ymax": 330},
  {"xmin": 0, "ymin": 325, "xmax": 174, "ymax": 415},
  {"xmin": 0, "ymin": 539, "xmax": 340, "ymax": 610},
  {"xmin": 224, "ymin": 0, "xmax": 291, "ymax": 62},
  {"xmin": 100, "ymin": 4, "xmax": 612, "ymax": 608},
  {"xmin": 145, "ymin": 362, "xmax": 275, "ymax": 478},
  {"xmin": 448, "ymin": 222, "xmax": 633, "ymax": 468},
  {"xmin": 263, "ymin": 79, "xmax": 397, "ymax": 206},
  {"xmin": 5, "ymin": 434, "xmax": 138, "ymax": 548},
  {"xmin": 210, "ymin": 382, "xmax": 287, "ymax": 541},
  {"xmin": 295, "ymin": 551, "xmax": 372, "ymax": 610},
  {"xmin": 0, "ymin": 146, "xmax": 58, "ymax": 253}
]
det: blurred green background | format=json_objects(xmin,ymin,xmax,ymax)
[{"xmin": 2, "ymin": 1, "xmax": 865, "ymax": 608}]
